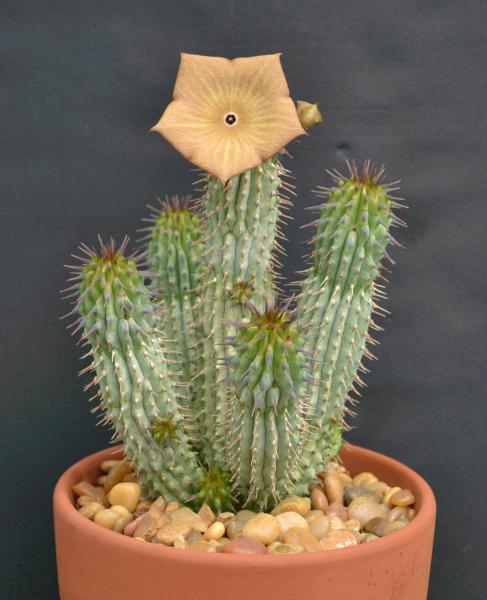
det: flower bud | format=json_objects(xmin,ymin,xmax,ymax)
[{"xmin": 296, "ymin": 101, "xmax": 323, "ymax": 129}]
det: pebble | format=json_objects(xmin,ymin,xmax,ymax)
[
  {"xmin": 271, "ymin": 496, "xmax": 310, "ymax": 516},
  {"xmin": 72, "ymin": 481, "xmax": 105, "ymax": 502},
  {"xmin": 217, "ymin": 512, "xmax": 235, "ymax": 526},
  {"xmin": 364, "ymin": 517, "xmax": 389, "ymax": 537},
  {"xmin": 307, "ymin": 514, "xmax": 329, "ymax": 540},
  {"xmin": 107, "ymin": 482, "xmax": 141, "ymax": 512},
  {"xmin": 326, "ymin": 502, "xmax": 348, "ymax": 522},
  {"xmin": 156, "ymin": 521, "xmax": 192, "ymax": 545},
  {"xmin": 100, "ymin": 459, "xmax": 120, "ymax": 473},
  {"xmin": 353, "ymin": 472, "xmax": 378, "ymax": 487},
  {"xmin": 149, "ymin": 496, "xmax": 166, "ymax": 514},
  {"xmin": 226, "ymin": 520, "xmax": 243, "ymax": 540},
  {"xmin": 235, "ymin": 510, "xmax": 257, "ymax": 524},
  {"xmin": 368, "ymin": 481, "xmax": 389, "ymax": 498},
  {"xmin": 186, "ymin": 530, "xmax": 203, "ymax": 544},
  {"xmin": 133, "ymin": 500, "xmax": 152, "ymax": 519},
  {"xmin": 242, "ymin": 513, "xmax": 281, "ymax": 545},
  {"xmin": 167, "ymin": 507, "xmax": 208, "ymax": 533},
  {"xmin": 283, "ymin": 527, "xmax": 322, "ymax": 552},
  {"xmin": 223, "ymin": 538, "xmax": 267, "ymax": 554},
  {"xmin": 337, "ymin": 472, "xmax": 353, "ymax": 486},
  {"xmin": 77, "ymin": 494, "xmax": 107, "ymax": 508},
  {"xmin": 275, "ymin": 511, "xmax": 309, "ymax": 537},
  {"xmin": 390, "ymin": 489, "xmax": 415, "ymax": 507},
  {"xmin": 203, "ymin": 521, "xmax": 226, "ymax": 541},
  {"xmin": 310, "ymin": 486, "xmax": 329, "ymax": 511},
  {"xmin": 268, "ymin": 542, "xmax": 305, "ymax": 554},
  {"xmin": 344, "ymin": 519, "xmax": 361, "ymax": 532},
  {"xmin": 81, "ymin": 455, "xmax": 417, "ymax": 555},
  {"xmin": 320, "ymin": 529, "xmax": 358, "ymax": 550},
  {"xmin": 387, "ymin": 506, "xmax": 411, "ymax": 522},
  {"xmin": 123, "ymin": 514, "xmax": 144, "ymax": 537},
  {"xmin": 133, "ymin": 510, "xmax": 167, "ymax": 540},
  {"xmin": 360, "ymin": 533, "xmax": 380, "ymax": 544},
  {"xmin": 78, "ymin": 501, "xmax": 104, "ymax": 520},
  {"xmin": 103, "ymin": 461, "xmax": 133, "ymax": 493},
  {"xmin": 383, "ymin": 486, "xmax": 402, "ymax": 508},
  {"xmin": 328, "ymin": 515, "xmax": 346, "ymax": 531},
  {"xmin": 343, "ymin": 485, "xmax": 381, "ymax": 506},
  {"xmin": 347, "ymin": 497, "xmax": 387, "ymax": 527},
  {"xmin": 94, "ymin": 505, "xmax": 132, "ymax": 533},
  {"xmin": 198, "ymin": 504, "xmax": 216, "ymax": 527},
  {"xmin": 323, "ymin": 473, "xmax": 344, "ymax": 504},
  {"xmin": 187, "ymin": 540, "xmax": 217, "ymax": 553}
]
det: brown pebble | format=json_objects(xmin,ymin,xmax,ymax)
[
  {"xmin": 103, "ymin": 461, "xmax": 133, "ymax": 493},
  {"xmin": 122, "ymin": 472, "xmax": 138, "ymax": 483},
  {"xmin": 326, "ymin": 502, "xmax": 348, "ymax": 522},
  {"xmin": 222, "ymin": 538, "xmax": 267, "ymax": 555},
  {"xmin": 368, "ymin": 481, "xmax": 389, "ymax": 498},
  {"xmin": 168, "ymin": 507, "xmax": 208, "ymax": 533},
  {"xmin": 134, "ymin": 510, "xmax": 167, "ymax": 540},
  {"xmin": 361, "ymin": 533, "xmax": 380, "ymax": 544},
  {"xmin": 78, "ymin": 502, "xmax": 104, "ymax": 520},
  {"xmin": 364, "ymin": 517, "xmax": 389, "ymax": 537},
  {"xmin": 347, "ymin": 497, "xmax": 387, "ymax": 527},
  {"xmin": 387, "ymin": 506, "xmax": 410, "ymax": 522},
  {"xmin": 72, "ymin": 481, "xmax": 105, "ymax": 501},
  {"xmin": 186, "ymin": 529, "xmax": 203, "ymax": 544},
  {"xmin": 100, "ymin": 459, "xmax": 120, "ymax": 473},
  {"xmin": 242, "ymin": 513, "xmax": 281, "ymax": 545},
  {"xmin": 203, "ymin": 521, "xmax": 225, "ymax": 541},
  {"xmin": 149, "ymin": 496, "xmax": 166, "ymax": 514},
  {"xmin": 324, "ymin": 473, "xmax": 344, "ymax": 505},
  {"xmin": 310, "ymin": 487, "xmax": 329, "ymax": 511},
  {"xmin": 187, "ymin": 540, "xmax": 216, "ymax": 553},
  {"xmin": 390, "ymin": 489, "xmax": 415, "ymax": 507},
  {"xmin": 343, "ymin": 485, "xmax": 380, "ymax": 506},
  {"xmin": 198, "ymin": 504, "xmax": 216, "ymax": 527},
  {"xmin": 272, "ymin": 496, "xmax": 311, "ymax": 516},
  {"xmin": 155, "ymin": 521, "xmax": 192, "ymax": 545},
  {"xmin": 383, "ymin": 486, "xmax": 402, "ymax": 508},
  {"xmin": 321, "ymin": 529, "xmax": 358, "ymax": 550},
  {"xmin": 268, "ymin": 542, "xmax": 305, "ymax": 554},
  {"xmin": 217, "ymin": 512, "xmax": 235, "ymax": 526},
  {"xmin": 284, "ymin": 527, "xmax": 322, "ymax": 552},
  {"xmin": 123, "ymin": 515, "xmax": 144, "ymax": 537},
  {"xmin": 165, "ymin": 501, "xmax": 180, "ymax": 512},
  {"xmin": 133, "ymin": 500, "xmax": 152, "ymax": 519},
  {"xmin": 96, "ymin": 475, "xmax": 108, "ymax": 486},
  {"xmin": 383, "ymin": 520, "xmax": 408, "ymax": 536},
  {"xmin": 307, "ymin": 514, "xmax": 330, "ymax": 540},
  {"xmin": 353, "ymin": 472, "xmax": 378, "ymax": 487}
]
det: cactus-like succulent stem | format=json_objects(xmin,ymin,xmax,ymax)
[
  {"xmin": 70, "ymin": 238, "xmax": 204, "ymax": 502},
  {"xmin": 295, "ymin": 162, "xmax": 397, "ymax": 483},
  {"xmin": 196, "ymin": 156, "xmax": 286, "ymax": 463},
  {"xmin": 146, "ymin": 196, "xmax": 204, "ymax": 437},
  {"xmin": 223, "ymin": 303, "xmax": 308, "ymax": 508}
]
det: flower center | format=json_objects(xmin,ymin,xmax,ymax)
[{"xmin": 224, "ymin": 112, "xmax": 238, "ymax": 126}]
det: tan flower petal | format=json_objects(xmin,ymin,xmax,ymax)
[{"xmin": 152, "ymin": 53, "xmax": 305, "ymax": 181}]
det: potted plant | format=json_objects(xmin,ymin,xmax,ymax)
[{"xmin": 54, "ymin": 53, "xmax": 435, "ymax": 600}]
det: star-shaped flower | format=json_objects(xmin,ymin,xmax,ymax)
[{"xmin": 152, "ymin": 53, "xmax": 306, "ymax": 182}]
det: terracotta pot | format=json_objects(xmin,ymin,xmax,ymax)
[{"xmin": 53, "ymin": 444, "xmax": 435, "ymax": 600}]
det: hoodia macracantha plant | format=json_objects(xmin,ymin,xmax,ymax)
[{"xmin": 64, "ymin": 54, "xmax": 405, "ymax": 511}]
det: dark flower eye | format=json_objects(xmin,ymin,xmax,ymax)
[{"xmin": 225, "ymin": 113, "xmax": 237, "ymax": 125}]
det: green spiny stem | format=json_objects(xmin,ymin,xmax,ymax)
[
  {"xmin": 294, "ymin": 162, "xmax": 400, "ymax": 485},
  {"xmin": 145, "ymin": 196, "xmax": 204, "ymax": 433},
  {"xmin": 67, "ymin": 238, "xmax": 204, "ymax": 503},
  {"xmin": 223, "ymin": 303, "xmax": 308, "ymax": 509},
  {"xmin": 196, "ymin": 155, "xmax": 289, "ymax": 464}
]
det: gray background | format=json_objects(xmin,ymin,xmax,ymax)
[{"xmin": 1, "ymin": 1, "xmax": 486, "ymax": 598}]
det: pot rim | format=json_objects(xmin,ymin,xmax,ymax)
[{"xmin": 54, "ymin": 443, "xmax": 436, "ymax": 568}]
